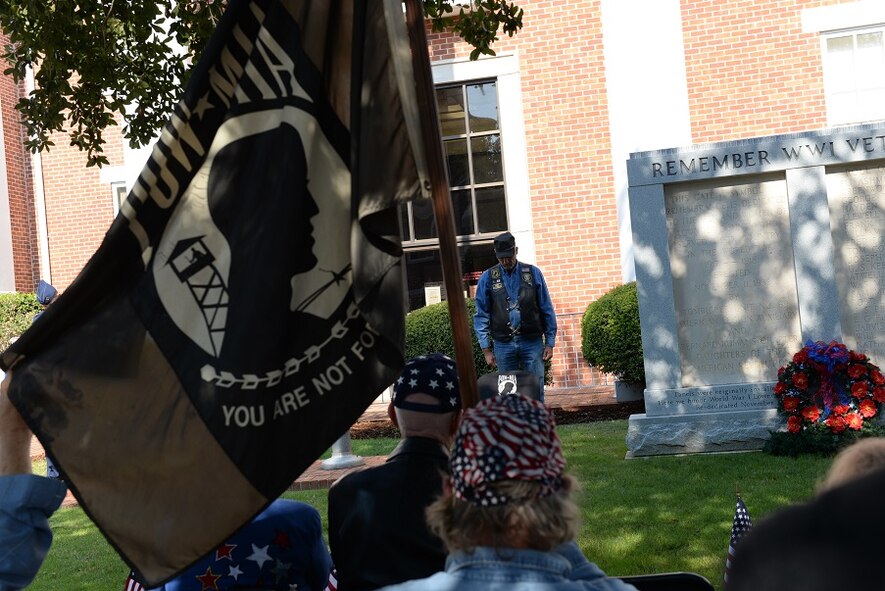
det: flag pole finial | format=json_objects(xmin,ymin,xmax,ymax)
[{"xmin": 736, "ymin": 482, "xmax": 741, "ymax": 498}]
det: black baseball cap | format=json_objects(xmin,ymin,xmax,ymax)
[{"xmin": 493, "ymin": 232, "xmax": 516, "ymax": 257}]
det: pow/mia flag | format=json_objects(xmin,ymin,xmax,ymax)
[{"xmin": 0, "ymin": 0, "xmax": 427, "ymax": 586}]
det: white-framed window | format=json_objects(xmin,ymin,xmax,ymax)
[
  {"xmin": 111, "ymin": 181, "xmax": 128, "ymax": 216},
  {"xmin": 399, "ymin": 54, "xmax": 531, "ymax": 310},
  {"xmin": 821, "ymin": 26, "xmax": 885, "ymax": 125},
  {"xmin": 400, "ymin": 79, "xmax": 507, "ymax": 245}
]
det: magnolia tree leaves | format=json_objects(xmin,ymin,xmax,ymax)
[{"xmin": 0, "ymin": 0, "xmax": 522, "ymax": 167}]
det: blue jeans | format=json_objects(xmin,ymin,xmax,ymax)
[{"xmin": 494, "ymin": 336, "xmax": 545, "ymax": 402}]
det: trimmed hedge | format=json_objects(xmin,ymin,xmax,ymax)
[
  {"xmin": 581, "ymin": 282, "xmax": 645, "ymax": 385},
  {"xmin": 0, "ymin": 292, "xmax": 41, "ymax": 351},
  {"xmin": 764, "ymin": 424, "xmax": 885, "ymax": 457},
  {"xmin": 405, "ymin": 299, "xmax": 489, "ymax": 377}
]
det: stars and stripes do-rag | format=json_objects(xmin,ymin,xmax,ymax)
[{"xmin": 450, "ymin": 394, "xmax": 565, "ymax": 507}]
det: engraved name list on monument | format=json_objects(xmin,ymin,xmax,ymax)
[
  {"xmin": 828, "ymin": 164, "xmax": 885, "ymax": 366},
  {"xmin": 665, "ymin": 178, "xmax": 802, "ymax": 387}
]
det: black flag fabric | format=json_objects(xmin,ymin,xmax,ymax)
[{"xmin": 0, "ymin": 0, "xmax": 427, "ymax": 585}]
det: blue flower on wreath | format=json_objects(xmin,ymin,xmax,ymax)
[
  {"xmin": 805, "ymin": 340, "xmax": 849, "ymax": 372},
  {"xmin": 803, "ymin": 340, "xmax": 851, "ymax": 418}
]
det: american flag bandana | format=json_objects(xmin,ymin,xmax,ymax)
[{"xmin": 450, "ymin": 395, "xmax": 565, "ymax": 506}]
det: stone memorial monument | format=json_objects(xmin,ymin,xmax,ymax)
[{"xmin": 627, "ymin": 121, "xmax": 885, "ymax": 456}]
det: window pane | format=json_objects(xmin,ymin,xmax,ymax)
[
  {"xmin": 826, "ymin": 36, "xmax": 855, "ymax": 91},
  {"xmin": 471, "ymin": 134, "xmax": 504, "ymax": 184},
  {"xmin": 403, "ymin": 244, "xmax": 500, "ymax": 310},
  {"xmin": 436, "ymin": 87, "xmax": 466, "ymax": 137},
  {"xmin": 859, "ymin": 88, "xmax": 885, "ymax": 121},
  {"xmin": 404, "ymin": 249, "xmax": 443, "ymax": 310},
  {"xmin": 445, "ymin": 139, "xmax": 470, "ymax": 187},
  {"xmin": 461, "ymin": 243, "xmax": 499, "ymax": 299},
  {"xmin": 475, "ymin": 186, "xmax": 507, "ymax": 233},
  {"xmin": 857, "ymin": 32, "xmax": 885, "ymax": 90},
  {"xmin": 412, "ymin": 197, "xmax": 437, "ymax": 240},
  {"xmin": 828, "ymin": 91, "xmax": 855, "ymax": 124},
  {"xmin": 467, "ymin": 82, "xmax": 498, "ymax": 132},
  {"xmin": 452, "ymin": 189, "xmax": 474, "ymax": 235},
  {"xmin": 399, "ymin": 203, "xmax": 411, "ymax": 241}
]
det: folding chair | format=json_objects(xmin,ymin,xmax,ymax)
[{"xmin": 619, "ymin": 571, "xmax": 715, "ymax": 591}]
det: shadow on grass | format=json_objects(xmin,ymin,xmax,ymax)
[
  {"xmin": 32, "ymin": 421, "xmax": 833, "ymax": 591},
  {"xmin": 561, "ymin": 422, "xmax": 832, "ymax": 590}
]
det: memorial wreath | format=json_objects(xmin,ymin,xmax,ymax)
[{"xmin": 774, "ymin": 340, "xmax": 885, "ymax": 435}]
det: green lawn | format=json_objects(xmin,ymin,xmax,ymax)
[{"xmin": 28, "ymin": 421, "xmax": 833, "ymax": 590}]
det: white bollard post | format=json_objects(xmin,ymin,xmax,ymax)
[{"xmin": 321, "ymin": 432, "xmax": 365, "ymax": 470}]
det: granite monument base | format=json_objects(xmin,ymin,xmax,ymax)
[{"xmin": 625, "ymin": 408, "xmax": 784, "ymax": 458}]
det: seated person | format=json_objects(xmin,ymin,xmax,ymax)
[
  {"xmin": 377, "ymin": 394, "xmax": 637, "ymax": 590},
  {"xmin": 0, "ymin": 370, "xmax": 67, "ymax": 590},
  {"xmin": 818, "ymin": 437, "xmax": 885, "ymax": 493},
  {"xmin": 729, "ymin": 464, "xmax": 885, "ymax": 591},
  {"xmin": 127, "ymin": 498, "xmax": 331, "ymax": 590},
  {"xmin": 327, "ymin": 353, "xmax": 461, "ymax": 591},
  {"xmin": 1, "ymin": 371, "xmax": 331, "ymax": 591}
]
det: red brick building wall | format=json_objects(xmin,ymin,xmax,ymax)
[
  {"xmin": 682, "ymin": 0, "xmax": 832, "ymax": 143},
  {"xmin": 0, "ymin": 32, "xmax": 38, "ymax": 292},
  {"xmin": 1, "ymin": 0, "xmax": 854, "ymax": 387},
  {"xmin": 426, "ymin": 0, "xmax": 846, "ymax": 387},
  {"xmin": 39, "ymin": 121, "xmax": 125, "ymax": 290},
  {"xmin": 429, "ymin": 4, "xmax": 624, "ymax": 387}
]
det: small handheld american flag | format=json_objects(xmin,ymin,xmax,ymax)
[
  {"xmin": 124, "ymin": 570, "xmax": 144, "ymax": 591},
  {"xmin": 723, "ymin": 495, "xmax": 753, "ymax": 586}
]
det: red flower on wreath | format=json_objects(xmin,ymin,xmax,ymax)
[
  {"xmin": 860, "ymin": 399, "xmax": 878, "ymax": 418},
  {"xmin": 850, "ymin": 351, "xmax": 868, "ymax": 362},
  {"xmin": 825, "ymin": 415, "xmax": 847, "ymax": 433},
  {"xmin": 775, "ymin": 341, "xmax": 884, "ymax": 435},
  {"xmin": 801, "ymin": 406, "xmax": 821, "ymax": 422},
  {"xmin": 848, "ymin": 364, "xmax": 868, "ymax": 378},
  {"xmin": 852, "ymin": 382, "xmax": 869, "ymax": 398}
]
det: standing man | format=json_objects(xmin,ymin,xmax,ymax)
[
  {"xmin": 33, "ymin": 280, "xmax": 61, "ymax": 481},
  {"xmin": 474, "ymin": 231, "xmax": 557, "ymax": 401},
  {"xmin": 327, "ymin": 353, "xmax": 462, "ymax": 591}
]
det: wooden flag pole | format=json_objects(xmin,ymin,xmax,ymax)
[{"xmin": 403, "ymin": 0, "xmax": 479, "ymax": 409}]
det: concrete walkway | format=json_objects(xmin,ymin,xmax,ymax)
[{"xmin": 40, "ymin": 384, "xmax": 617, "ymax": 506}]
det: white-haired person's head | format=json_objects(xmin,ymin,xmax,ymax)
[
  {"xmin": 819, "ymin": 437, "xmax": 885, "ymax": 493},
  {"xmin": 426, "ymin": 394, "xmax": 579, "ymax": 552},
  {"xmin": 388, "ymin": 353, "xmax": 462, "ymax": 446}
]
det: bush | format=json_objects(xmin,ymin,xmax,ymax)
[
  {"xmin": 581, "ymin": 282, "xmax": 645, "ymax": 385},
  {"xmin": 764, "ymin": 424, "xmax": 885, "ymax": 457},
  {"xmin": 405, "ymin": 299, "xmax": 490, "ymax": 378},
  {"xmin": 0, "ymin": 292, "xmax": 41, "ymax": 351}
]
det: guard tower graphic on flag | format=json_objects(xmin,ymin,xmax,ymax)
[{"xmin": 167, "ymin": 236, "xmax": 229, "ymax": 357}]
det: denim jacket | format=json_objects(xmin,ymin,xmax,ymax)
[
  {"xmin": 376, "ymin": 541, "xmax": 637, "ymax": 591},
  {"xmin": 0, "ymin": 474, "xmax": 67, "ymax": 590}
]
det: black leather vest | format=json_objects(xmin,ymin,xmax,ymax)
[{"xmin": 488, "ymin": 264, "xmax": 544, "ymax": 342}]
